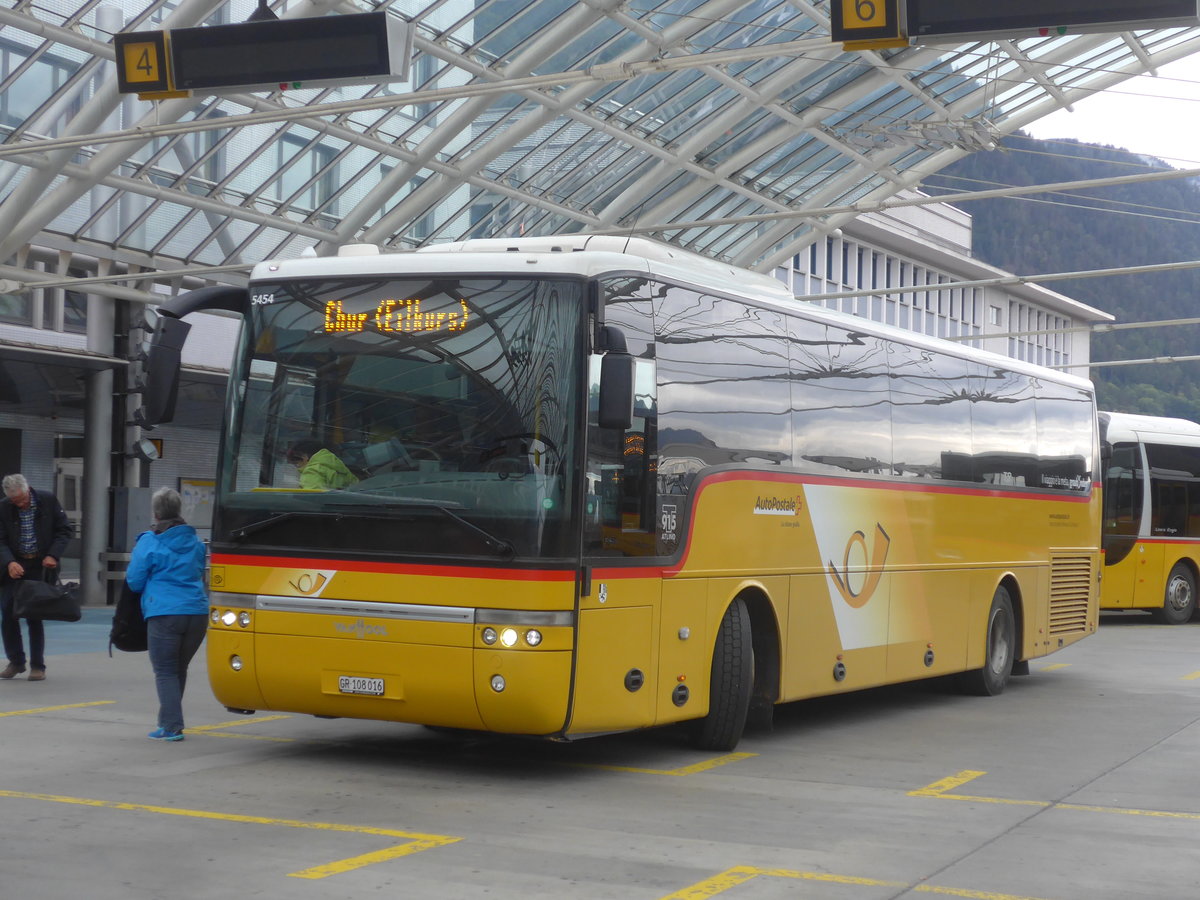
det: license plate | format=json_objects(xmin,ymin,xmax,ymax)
[{"xmin": 338, "ymin": 676, "xmax": 384, "ymax": 696}]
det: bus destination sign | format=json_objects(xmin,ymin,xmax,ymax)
[{"xmin": 322, "ymin": 298, "xmax": 472, "ymax": 334}]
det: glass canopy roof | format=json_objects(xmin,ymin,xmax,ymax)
[{"xmin": 2, "ymin": 0, "xmax": 1199, "ymax": 285}]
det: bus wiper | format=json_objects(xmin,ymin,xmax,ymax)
[
  {"xmin": 327, "ymin": 499, "xmax": 515, "ymax": 558},
  {"xmin": 231, "ymin": 510, "xmax": 344, "ymax": 542},
  {"xmin": 429, "ymin": 504, "xmax": 515, "ymax": 559}
]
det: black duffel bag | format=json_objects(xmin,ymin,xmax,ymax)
[
  {"xmin": 12, "ymin": 571, "xmax": 81, "ymax": 622},
  {"xmin": 109, "ymin": 581, "xmax": 147, "ymax": 653}
]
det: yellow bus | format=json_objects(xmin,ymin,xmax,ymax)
[
  {"xmin": 140, "ymin": 236, "xmax": 1100, "ymax": 750},
  {"xmin": 1100, "ymin": 411, "xmax": 1200, "ymax": 624}
]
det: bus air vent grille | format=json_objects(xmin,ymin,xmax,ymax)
[{"xmin": 1048, "ymin": 554, "xmax": 1093, "ymax": 635}]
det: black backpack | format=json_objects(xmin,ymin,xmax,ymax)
[{"xmin": 109, "ymin": 581, "xmax": 148, "ymax": 654}]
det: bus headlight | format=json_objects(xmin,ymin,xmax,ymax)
[
  {"xmin": 210, "ymin": 609, "xmax": 221, "ymax": 625},
  {"xmin": 499, "ymin": 627, "xmax": 519, "ymax": 647},
  {"xmin": 230, "ymin": 655, "xmax": 244, "ymax": 671},
  {"xmin": 221, "ymin": 610, "xmax": 237, "ymax": 626},
  {"xmin": 238, "ymin": 611, "xmax": 252, "ymax": 627},
  {"xmin": 525, "ymin": 629, "xmax": 543, "ymax": 647},
  {"xmin": 481, "ymin": 627, "xmax": 498, "ymax": 645},
  {"xmin": 490, "ymin": 674, "xmax": 506, "ymax": 692}
]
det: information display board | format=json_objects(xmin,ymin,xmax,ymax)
[
  {"xmin": 907, "ymin": 0, "xmax": 1200, "ymax": 40},
  {"xmin": 115, "ymin": 12, "xmax": 412, "ymax": 96}
]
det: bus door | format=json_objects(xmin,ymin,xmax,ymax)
[
  {"xmin": 1101, "ymin": 442, "xmax": 1143, "ymax": 607},
  {"xmin": 1137, "ymin": 472, "xmax": 1188, "ymax": 608},
  {"xmin": 572, "ymin": 278, "xmax": 661, "ymax": 735}
]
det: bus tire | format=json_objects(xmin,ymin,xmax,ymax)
[
  {"xmin": 960, "ymin": 585, "xmax": 1015, "ymax": 697},
  {"xmin": 691, "ymin": 597, "xmax": 752, "ymax": 752},
  {"xmin": 1154, "ymin": 563, "xmax": 1196, "ymax": 625}
]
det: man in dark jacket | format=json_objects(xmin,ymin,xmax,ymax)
[{"xmin": 0, "ymin": 473, "xmax": 73, "ymax": 680}]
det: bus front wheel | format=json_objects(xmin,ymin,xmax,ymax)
[
  {"xmin": 960, "ymin": 585, "xmax": 1015, "ymax": 696},
  {"xmin": 691, "ymin": 597, "xmax": 752, "ymax": 752},
  {"xmin": 1155, "ymin": 563, "xmax": 1196, "ymax": 625}
]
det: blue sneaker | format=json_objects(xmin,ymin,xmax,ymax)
[{"xmin": 147, "ymin": 728, "xmax": 184, "ymax": 742}]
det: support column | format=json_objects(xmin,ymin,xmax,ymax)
[
  {"xmin": 79, "ymin": 2, "xmax": 127, "ymax": 607},
  {"xmin": 82, "ymin": 361, "xmax": 113, "ymax": 608}
]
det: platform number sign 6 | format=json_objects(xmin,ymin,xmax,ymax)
[{"xmin": 845, "ymin": 0, "xmax": 884, "ymax": 28}]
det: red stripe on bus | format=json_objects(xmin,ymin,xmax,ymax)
[
  {"xmin": 650, "ymin": 470, "xmax": 1096, "ymax": 579},
  {"xmin": 694, "ymin": 469, "xmax": 1097, "ymax": 501},
  {"xmin": 209, "ymin": 553, "xmax": 575, "ymax": 581},
  {"xmin": 1133, "ymin": 537, "xmax": 1200, "ymax": 545}
]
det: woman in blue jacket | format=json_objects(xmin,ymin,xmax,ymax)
[{"xmin": 125, "ymin": 487, "xmax": 208, "ymax": 742}]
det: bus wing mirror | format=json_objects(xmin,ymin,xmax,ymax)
[
  {"xmin": 597, "ymin": 326, "xmax": 634, "ymax": 431},
  {"xmin": 133, "ymin": 315, "xmax": 192, "ymax": 428},
  {"xmin": 133, "ymin": 286, "xmax": 249, "ymax": 428}
]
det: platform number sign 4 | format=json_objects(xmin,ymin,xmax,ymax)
[{"xmin": 114, "ymin": 30, "xmax": 172, "ymax": 94}]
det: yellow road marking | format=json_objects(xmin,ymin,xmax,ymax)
[
  {"xmin": 1056, "ymin": 802, "xmax": 1200, "ymax": 820},
  {"xmin": 659, "ymin": 865, "xmax": 1056, "ymax": 900},
  {"xmin": 909, "ymin": 770, "xmax": 990, "ymax": 797},
  {"xmin": 569, "ymin": 751, "xmax": 757, "ymax": 776},
  {"xmin": 912, "ymin": 770, "xmax": 1200, "ymax": 820},
  {"xmin": 188, "ymin": 715, "xmax": 297, "ymax": 741},
  {"xmin": 0, "ymin": 789, "xmax": 461, "ymax": 878},
  {"xmin": 1039, "ymin": 663, "xmax": 1071, "ymax": 671},
  {"xmin": 1182, "ymin": 670, "xmax": 1200, "ymax": 681},
  {"xmin": 914, "ymin": 888, "xmax": 1056, "ymax": 899},
  {"xmin": 0, "ymin": 700, "xmax": 114, "ymax": 718},
  {"xmin": 187, "ymin": 714, "xmax": 293, "ymax": 732}
]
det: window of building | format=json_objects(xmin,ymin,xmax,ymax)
[
  {"xmin": 411, "ymin": 52, "xmax": 439, "ymax": 121},
  {"xmin": 0, "ymin": 278, "xmax": 31, "ymax": 325},
  {"xmin": 277, "ymin": 135, "xmax": 337, "ymax": 214},
  {"xmin": 0, "ymin": 40, "xmax": 78, "ymax": 129},
  {"xmin": 63, "ymin": 267, "xmax": 88, "ymax": 334}
]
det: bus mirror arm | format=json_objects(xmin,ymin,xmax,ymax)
[
  {"xmin": 597, "ymin": 326, "xmax": 635, "ymax": 431},
  {"xmin": 159, "ymin": 285, "xmax": 249, "ymax": 319},
  {"xmin": 596, "ymin": 324, "xmax": 627, "ymax": 354}
]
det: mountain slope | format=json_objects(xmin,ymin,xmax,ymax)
[{"xmin": 928, "ymin": 134, "xmax": 1200, "ymax": 419}]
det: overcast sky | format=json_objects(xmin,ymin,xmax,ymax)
[{"xmin": 1023, "ymin": 55, "xmax": 1200, "ymax": 168}]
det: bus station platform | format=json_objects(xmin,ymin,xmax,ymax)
[{"xmin": 4, "ymin": 610, "xmax": 1199, "ymax": 900}]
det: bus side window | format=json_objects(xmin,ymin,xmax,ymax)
[
  {"xmin": 1146, "ymin": 442, "xmax": 1200, "ymax": 537},
  {"xmin": 585, "ymin": 280, "xmax": 658, "ymax": 558},
  {"xmin": 1103, "ymin": 444, "xmax": 1142, "ymax": 533}
]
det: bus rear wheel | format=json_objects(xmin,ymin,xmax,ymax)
[
  {"xmin": 1154, "ymin": 563, "xmax": 1196, "ymax": 625},
  {"xmin": 960, "ymin": 585, "xmax": 1015, "ymax": 696},
  {"xmin": 691, "ymin": 597, "xmax": 752, "ymax": 752}
]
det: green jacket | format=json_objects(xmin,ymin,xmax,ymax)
[{"xmin": 299, "ymin": 448, "xmax": 357, "ymax": 490}]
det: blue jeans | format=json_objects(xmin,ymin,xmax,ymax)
[
  {"xmin": 1, "ymin": 570, "xmax": 47, "ymax": 670},
  {"xmin": 148, "ymin": 614, "xmax": 207, "ymax": 733}
]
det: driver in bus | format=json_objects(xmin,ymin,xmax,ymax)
[{"xmin": 286, "ymin": 439, "xmax": 358, "ymax": 491}]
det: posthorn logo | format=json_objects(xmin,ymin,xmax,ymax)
[{"xmin": 827, "ymin": 523, "xmax": 891, "ymax": 609}]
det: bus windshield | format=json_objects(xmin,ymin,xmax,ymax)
[{"xmin": 216, "ymin": 275, "xmax": 584, "ymax": 561}]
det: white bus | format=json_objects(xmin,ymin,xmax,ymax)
[
  {"xmin": 1100, "ymin": 411, "xmax": 1200, "ymax": 623},
  {"xmin": 137, "ymin": 236, "xmax": 1101, "ymax": 750}
]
